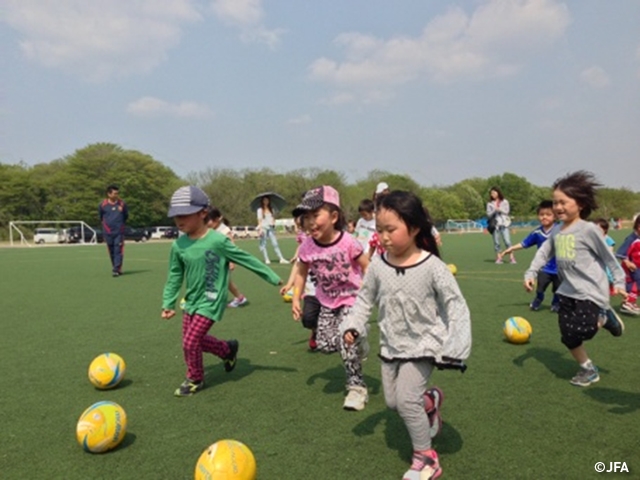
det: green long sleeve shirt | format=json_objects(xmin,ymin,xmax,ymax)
[{"xmin": 162, "ymin": 229, "xmax": 281, "ymax": 321}]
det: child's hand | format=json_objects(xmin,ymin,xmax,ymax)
[
  {"xmin": 161, "ymin": 309, "xmax": 175, "ymax": 319},
  {"xmin": 229, "ymin": 262, "xmax": 236, "ymax": 271},
  {"xmin": 524, "ymin": 278, "xmax": 535, "ymax": 292},
  {"xmin": 292, "ymin": 299, "xmax": 302, "ymax": 321},
  {"xmin": 279, "ymin": 284, "xmax": 292, "ymax": 295},
  {"xmin": 624, "ymin": 260, "xmax": 637, "ymax": 272},
  {"xmin": 343, "ymin": 331, "xmax": 357, "ymax": 345}
]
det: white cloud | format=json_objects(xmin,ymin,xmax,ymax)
[
  {"xmin": 309, "ymin": 0, "xmax": 571, "ymax": 101},
  {"xmin": 126, "ymin": 97, "xmax": 213, "ymax": 118},
  {"xmin": 318, "ymin": 92, "xmax": 356, "ymax": 106},
  {"xmin": 210, "ymin": 0, "xmax": 284, "ymax": 49},
  {"xmin": 287, "ymin": 114, "xmax": 312, "ymax": 125},
  {"xmin": 1, "ymin": 0, "xmax": 202, "ymax": 81},
  {"xmin": 580, "ymin": 66, "xmax": 610, "ymax": 88}
]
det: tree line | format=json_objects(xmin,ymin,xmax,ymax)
[{"xmin": 1, "ymin": 142, "xmax": 639, "ymax": 239}]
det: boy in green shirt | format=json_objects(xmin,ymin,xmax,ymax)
[{"xmin": 161, "ymin": 186, "xmax": 282, "ymax": 396}]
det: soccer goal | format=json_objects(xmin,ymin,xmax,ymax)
[
  {"xmin": 9, "ymin": 221, "xmax": 98, "ymax": 247},
  {"xmin": 444, "ymin": 219, "xmax": 484, "ymax": 234}
]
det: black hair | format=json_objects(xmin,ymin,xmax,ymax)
[
  {"xmin": 377, "ymin": 190, "xmax": 440, "ymax": 258},
  {"xmin": 633, "ymin": 215, "xmax": 640, "ymax": 231},
  {"xmin": 594, "ymin": 218, "xmax": 609, "ymax": 234},
  {"xmin": 106, "ymin": 184, "xmax": 119, "ymax": 193},
  {"xmin": 537, "ymin": 200, "xmax": 554, "ymax": 213},
  {"xmin": 207, "ymin": 206, "xmax": 222, "ymax": 222},
  {"xmin": 489, "ymin": 186, "xmax": 504, "ymax": 201},
  {"xmin": 358, "ymin": 199, "xmax": 375, "ymax": 214},
  {"xmin": 552, "ymin": 170, "xmax": 601, "ymax": 219}
]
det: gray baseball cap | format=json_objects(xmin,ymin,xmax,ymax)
[{"xmin": 167, "ymin": 186, "xmax": 210, "ymax": 217}]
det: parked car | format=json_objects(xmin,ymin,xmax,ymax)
[
  {"xmin": 66, "ymin": 226, "xmax": 103, "ymax": 244},
  {"xmin": 124, "ymin": 227, "xmax": 150, "ymax": 242},
  {"xmin": 34, "ymin": 228, "xmax": 66, "ymax": 244},
  {"xmin": 162, "ymin": 227, "xmax": 180, "ymax": 239},
  {"xmin": 148, "ymin": 226, "xmax": 172, "ymax": 240},
  {"xmin": 231, "ymin": 226, "xmax": 261, "ymax": 239}
]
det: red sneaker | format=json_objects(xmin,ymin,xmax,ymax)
[
  {"xmin": 308, "ymin": 331, "xmax": 317, "ymax": 351},
  {"xmin": 424, "ymin": 386, "xmax": 444, "ymax": 438}
]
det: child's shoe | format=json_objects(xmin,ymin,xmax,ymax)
[
  {"xmin": 424, "ymin": 387, "xmax": 444, "ymax": 438},
  {"xmin": 403, "ymin": 449, "xmax": 442, "ymax": 480},
  {"xmin": 620, "ymin": 302, "xmax": 640, "ymax": 316},
  {"xmin": 224, "ymin": 340, "xmax": 239, "ymax": 372},
  {"xmin": 308, "ymin": 331, "xmax": 317, "ymax": 351},
  {"xmin": 602, "ymin": 308, "xmax": 624, "ymax": 337},
  {"xmin": 174, "ymin": 379, "xmax": 204, "ymax": 397},
  {"xmin": 550, "ymin": 302, "xmax": 560, "ymax": 313},
  {"xmin": 510, "ymin": 257, "xmax": 517, "ymax": 264},
  {"xmin": 495, "ymin": 258, "xmax": 503, "ymax": 264},
  {"xmin": 227, "ymin": 296, "xmax": 248, "ymax": 308},
  {"xmin": 570, "ymin": 365, "xmax": 599, "ymax": 387},
  {"xmin": 343, "ymin": 385, "xmax": 368, "ymax": 411},
  {"xmin": 529, "ymin": 298, "xmax": 543, "ymax": 311}
]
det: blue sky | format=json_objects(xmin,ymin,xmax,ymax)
[{"xmin": 1, "ymin": 0, "xmax": 638, "ymax": 189}]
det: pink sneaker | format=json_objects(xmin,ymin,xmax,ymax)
[
  {"xmin": 403, "ymin": 450, "xmax": 442, "ymax": 480},
  {"xmin": 424, "ymin": 386, "xmax": 444, "ymax": 438}
]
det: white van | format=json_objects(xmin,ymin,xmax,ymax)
[
  {"xmin": 149, "ymin": 226, "xmax": 172, "ymax": 239},
  {"xmin": 34, "ymin": 228, "xmax": 65, "ymax": 244}
]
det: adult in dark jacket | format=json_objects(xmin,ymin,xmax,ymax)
[{"xmin": 99, "ymin": 184, "xmax": 129, "ymax": 276}]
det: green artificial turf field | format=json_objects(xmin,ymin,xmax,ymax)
[{"xmin": 0, "ymin": 230, "xmax": 638, "ymax": 479}]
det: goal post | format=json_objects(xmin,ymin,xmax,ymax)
[
  {"xmin": 9, "ymin": 221, "xmax": 98, "ymax": 247},
  {"xmin": 444, "ymin": 219, "xmax": 484, "ymax": 234}
]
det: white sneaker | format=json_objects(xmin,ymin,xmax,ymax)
[
  {"xmin": 343, "ymin": 386, "xmax": 368, "ymax": 411},
  {"xmin": 264, "ymin": 259, "xmax": 271, "ymax": 265},
  {"xmin": 227, "ymin": 296, "xmax": 248, "ymax": 308},
  {"xmin": 279, "ymin": 258, "xmax": 289, "ymax": 264}
]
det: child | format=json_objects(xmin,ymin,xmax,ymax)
[
  {"xmin": 161, "ymin": 186, "xmax": 281, "ymax": 396},
  {"xmin": 290, "ymin": 186, "xmax": 370, "ymax": 410},
  {"xmin": 616, "ymin": 215, "xmax": 640, "ymax": 315},
  {"xmin": 594, "ymin": 217, "xmax": 617, "ymax": 297},
  {"xmin": 499, "ymin": 200, "xmax": 560, "ymax": 312},
  {"xmin": 280, "ymin": 215, "xmax": 321, "ymax": 350},
  {"xmin": 206, "ymin": 207, "xmax": 248, "ymax": 308},
  {"xmin": 524, "ymin": 171, "xmax": 627, "ymax": 387},
  {"xmin": 346, "ymin": 219, "xmax": 356, "ymax": 235},
  {"xmin": 354, "ymin": 199, "xmax": 376, "ymax": 251},
  {"xmin": 341, "ymin": 191, "xmax": 471, "ymax": 480}
]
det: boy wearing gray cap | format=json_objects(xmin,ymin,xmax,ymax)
[{"xmin": 161, "ymin": 186, "xmax": 282, "ymax": 396}]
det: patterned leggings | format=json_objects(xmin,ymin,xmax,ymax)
[
  {"xmin": 316, "ymin": 305, "xmax": 366, "ymax": 388},
  {"xmin": 182, "ymin": 312, "xmax": 230, "ymax": 382}
]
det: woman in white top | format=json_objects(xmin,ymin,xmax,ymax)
[
  {"xmin": 486, "ymin": 186, "xmax": 515, "ymax": 264},
  {"xmin": 257, "ymin": 195, "xmax": 288, "ymax": 264}
]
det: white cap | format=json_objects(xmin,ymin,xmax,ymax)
[{"xmin": 375, "ymin": 182, "xmax": 389, "ymax": 194}]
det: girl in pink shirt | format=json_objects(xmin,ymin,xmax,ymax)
[{"xmin": 291, "ymin": 186, "xmax": 370, "ymax": 411}]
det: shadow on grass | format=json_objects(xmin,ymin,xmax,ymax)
[
  {"xmin": 512, "ymin": 347, "xmax": 576, "ymax": 380},
  {"xmin": 352, "ymin": 410, "xmax": 463, "ymax": 462},
  {"xmin": 512, "ymin": 346, "xmax": 612, "ymax": 380},
  {"xmin": 203, "ymin": 358, "xmax": 297, "ymax": 386},
  {"xmin": 119, "ymin": 270, "xmax": 151, "ymax": 276},
  {"xmin": 583, "ymin": 387, "xmax": 640, "ymax": 414},
  {"xmin": 306, "ymin": 364, "xmax": 381, "ymax": 396},
  {"xmin": 113, "ymin": 432, "xmax": 137, "ymax": 452}
]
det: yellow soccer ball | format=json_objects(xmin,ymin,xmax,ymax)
[
  {"xmin": 180, "ymin": 298, "xmax": 187, "ymax": 310},
  {"xmin": 447, "ymin": 264, "xmax": 458, "ymax": 275},
  {"xmin": 503, "ymin": 317, "xmax": 532, "ymax": 344},
  {"xmin": 195, "ymin": 439, "xmax": 257, "ymax": 480},
  {"xmin": 76, "ymin": 401, "xmax": 127, "ymax": 453},
  {"xmin": 88, "ymin": 353, "xmax": 126, "ymax": 390},
  {"xmin": 282, "ymin": 289, "xmax": 293, "ymax": 303}
]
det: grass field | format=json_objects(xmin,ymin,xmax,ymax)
[{"xmin": 1, "ymin": 230, "xmax": 638, "ymax": 479}]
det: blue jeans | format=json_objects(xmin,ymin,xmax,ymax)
[
  {"xmin": 258, "ymin": 228, "xmax": 284, "ymax": 261},
  {"xmin": 492, "ymin": 226, "xmax": 512, "ymax": 252}
]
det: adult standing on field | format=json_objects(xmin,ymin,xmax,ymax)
[
  {"xmin": 251, "ymin": 192, "xmax": 289, "ymax": 265},
  {"xmin": 99, "ymin": 184, "xmax": 128, "ymax": 276},
  {"xmin": 486, "ymin": 186, "xmax": 515, "ymax": 264}
]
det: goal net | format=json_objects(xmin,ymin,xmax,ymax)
[
  {"xmin": 444, "ymin": 219, "xmax": 484, "ymax": 234},
  {"xmin": 9, "ymin": 221, "xmax": 98, "ymax": 247}
]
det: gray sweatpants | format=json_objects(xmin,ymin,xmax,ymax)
[{"xmin": 381, "ymin": 358, "xmax": 434, "ymax": 451}]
